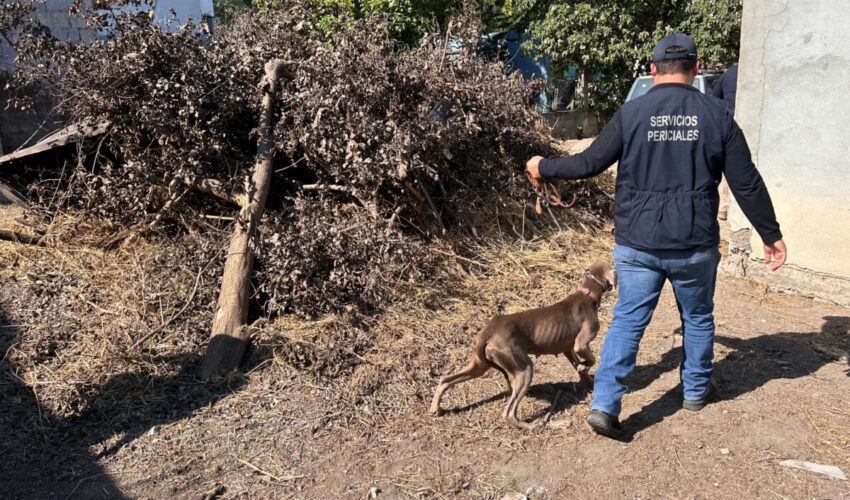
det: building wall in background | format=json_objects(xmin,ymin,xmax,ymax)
[
  {"xmin": 0, "ymin": 0, "xmax": 214, "ymax": 153},
  {"xmin": 0, "ymin": 0, "xmax": 94, "ymax": 152},
  {"xmin": 725, "ymin": 0, "xmax": 850, "ymax": 305}
]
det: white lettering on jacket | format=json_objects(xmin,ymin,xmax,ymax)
[{"xmin": 648, "ymin": 115, "xmax": 700, "ymax": 142}]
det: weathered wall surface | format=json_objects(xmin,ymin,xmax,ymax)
[
  {"xmin": 0, "ymin": 1, "xmax": 214, "ymax": 153},
  {"xmin": 725, "ymin": 0, "xmax": 850, "ymax": 305},
  {"xmin": 0, "ymin": 1, "xmax": 94, "ymax": 153},
  {"xmin": 540, "ymin": 110, "xmax": 607, "ymax": 140}
]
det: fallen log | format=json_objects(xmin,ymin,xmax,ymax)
[
  {"xmin": 199, "ymin": 59, "xmax": 289, "ymax": 380},
  {"xmin": 182, "ymin": 175, "xmax": 245, "ymax": 207},
  {"xmin": 0, "ymin": 229, "xmax": 45, "ymax": 246}
]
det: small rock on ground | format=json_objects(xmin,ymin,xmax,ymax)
[{"xmin": 501, "ymin": 492, "xmax": 527, "ymax": 500}]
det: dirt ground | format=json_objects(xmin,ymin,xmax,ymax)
[
  {"xmin": 2, "ymin": 238, "xmax": 848, "ymax": 499},
  {"xmin": 0, "ymin": 137, "xmax": 848, "ymax": 499}
]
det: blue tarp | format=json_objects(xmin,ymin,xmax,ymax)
[{"xmin": 500, "ymin": 31, "xmax": 551, "ymax": 83}]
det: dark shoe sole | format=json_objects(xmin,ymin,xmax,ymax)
[
  {"xmin": 683, "ymin": 381, "xmax": 718, "ymax": 411},
  {"xmin": 682, "ymin": 399, "xmax": 708, "ymax": 411},
  {"xmin": 586, "ymin": 412, "xmax": 623, "ymax": 439}
]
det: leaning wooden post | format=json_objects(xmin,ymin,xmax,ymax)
[{"xmin": 200, "ymin": 59, "xmax": 288, "ymax": 380}]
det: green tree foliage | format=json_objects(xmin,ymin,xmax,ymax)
[
  {"xmin": 679, "ymin": 0, "xmax": 742, "ymax": 66},
  {"xmin": 250, "ymin": 0, "xmax": 460, "ymax": 44},
  {"xmin": 518, "ymin": 0, "xmax": 742, "ymax": 109}
]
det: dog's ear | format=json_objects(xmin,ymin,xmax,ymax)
[{"xmin": 605, "ymin": 267, "xmax": 617, "ymax": 289}]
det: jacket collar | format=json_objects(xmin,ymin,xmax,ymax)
[{"xmin": 648, "ymin": 82, "xmax": 700, "ymax": 94}]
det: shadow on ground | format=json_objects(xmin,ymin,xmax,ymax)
[
  {"xmin": 0, "ymin": 309, "xmax": 254, "ymax": 499},
  {"xmin": 437, "ymin": 316, "xmax": 849, "ymax": 438},
  {"xmin": 617, "ymin": 315, "xmax": 850, "ymax": 441}
]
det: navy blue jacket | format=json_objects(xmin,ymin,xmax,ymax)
[
  {"xmin": 539, "ymin": 82, "xmax": 781, "ymax": 250},
  {"xmin": 712, "ymin": 64, "xmax": 738, "ymax": 112}
]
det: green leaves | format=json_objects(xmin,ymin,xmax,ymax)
[
  {"xmin": 517, "ymin": 0, "xmax": 742, "ymax": 110},
  {"xmin": 251, "ymin": 0, "xmax": 459, "ymax": 45}
]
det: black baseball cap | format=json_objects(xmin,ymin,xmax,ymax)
[{"xmin": 652, "ymin": 33, "xmax": 698, "ymax": 62}]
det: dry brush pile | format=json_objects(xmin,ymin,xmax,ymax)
[
  {"xmin": 5, "ymin": 4, "xmax": 576, "ymax": 315},
  {"xmin": 0, "ymin": 3, "xmax": 614, "ymax": 416}
]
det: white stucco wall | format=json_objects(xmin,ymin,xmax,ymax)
[
  {"xmin": 727, "ymin": 0, "xmax": 850, "ymax": 304},
  {"xmin": 154, "ymin": 0, "xmax": 214, "ymax": 25}
]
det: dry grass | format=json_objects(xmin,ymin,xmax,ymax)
[
  {"xmin": 0, "ymin": 215, "xmax": 223, "ymax": 418},
  {"xmin": 5, "ymin": 162, "xmax": 847, "ymax": 498},
  {"xmin": 0, "ymin": 166, "xmax": 614, "ymax": 426}
]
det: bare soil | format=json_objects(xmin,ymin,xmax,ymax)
[
  {"xmin": 2, "ymin": 242, "xmax": 848, "ymax": 499},
  {"xmin": 0, "ymin": 139, "xmax": 847, "ymax": 498}
]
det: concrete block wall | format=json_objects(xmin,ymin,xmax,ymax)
[{"xmin": 725, "ymin": 0, "xmax": 850, "ymax": 306}]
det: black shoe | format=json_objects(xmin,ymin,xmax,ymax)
[
  {"xmin": 683, "ymin": 380, "xmax": 718, "ymax": 411},
  {"xmin": 586, "ymin": 409, "xmax": 623, "ymax": 438}
]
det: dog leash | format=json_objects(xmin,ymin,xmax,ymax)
[{"xmin": 525, "ymin": 171, "xmax": 578, "ymax": 231}]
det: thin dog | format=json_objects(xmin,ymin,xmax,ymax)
[{"xmin": 430, "ymin": 261, "xmax": 616, "ymax": 429}]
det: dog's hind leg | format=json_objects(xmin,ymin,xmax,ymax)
[
  {"xmin": 505, "ymin": 362, "xmax": 534, "ymax": 429},
  {"xmin": 574, "ymin": 320, "xmax": 599, "ymax": 387},
  {"xmin": 486, "ymin": 344, "xmax": 534, "ymax": 429},
  {"xmin": 491, "ymin": 364, "xmax": 512, "ymax": 393},
  {"xmin": 430, "ymin": 356, "xmax": 491, "ymax": 415}
]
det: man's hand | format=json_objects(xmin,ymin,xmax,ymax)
[
  {"xmin": 526, "ymin": 156, "xmax": 545, "ymax": 188},
  {"xmin": 764, "ymin": 239, "xmax": 787, "ymax": 272}
]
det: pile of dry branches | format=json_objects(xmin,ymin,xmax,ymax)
[{"xmin": 2, "ymin": 3, "xmax": 581, "ymax": 318}]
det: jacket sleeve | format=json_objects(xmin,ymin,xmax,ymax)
[
  {"xmin": 538, "ymin": 110, "xmax": 623, "ymax": 180},
  {"xmin": 723, "ymin": 117, "xmax": 783, "ymax": 244}
]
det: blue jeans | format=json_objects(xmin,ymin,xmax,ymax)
[{"xmin": 591, "ymin": 244, "xmax": 721, "ymax": 416}]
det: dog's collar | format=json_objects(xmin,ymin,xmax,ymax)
[
  {"xmin": 585, "ymin": 269, "xmax": 608, "ymax": 291},
  {"xmin": 578, "ymin": 286, "xmax": 600, "ymax": 303}
]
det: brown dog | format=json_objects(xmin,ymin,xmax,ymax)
[{"xmin": 430, "ymin": 261, "xmax": 616, "ymax": 429}]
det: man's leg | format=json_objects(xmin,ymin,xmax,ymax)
[
  {"xmin": 591, "ymin": 246, "xmax": 666, "ymax": 417},
  {"xmin": 666, "ymin": 247, "xmax": 721, "ymax": 402}
]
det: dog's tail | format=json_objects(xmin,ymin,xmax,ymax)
[{"xmin": 473, "ymin": 323, "xmax": 497, "ymax": 364}]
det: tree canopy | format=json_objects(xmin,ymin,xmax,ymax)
[
  {"xmin": 213, "ymin": 0, "xmax": 743, "ymax": 108},
  {"xmin": 515, "ymin": 0, "xmax": 742, "ymax": 109}
]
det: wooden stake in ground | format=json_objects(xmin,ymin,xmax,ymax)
[{"xmin": 199, "ymin": 59, "xmax": 288, "ymax": 380}]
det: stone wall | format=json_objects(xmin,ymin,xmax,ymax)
[{"xmin": 540, "ymin": 110, "xmax": 608, "ymax": 140}]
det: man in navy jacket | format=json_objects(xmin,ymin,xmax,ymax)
[
  {"xmin": 713, "ymin": 63, "xmax": 739, "ymax": 112},
  {"xmin": 526, "ymin": 34, "xmax": 787, "ymax": 438}
]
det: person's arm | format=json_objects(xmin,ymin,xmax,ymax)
[
  {"xmin": 528, "ymin": 110, "xmax": 624, "ymax": 181},
  {"xmin": 723, "ymin": 117, "xmax": 787, "ymax": 270}
]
